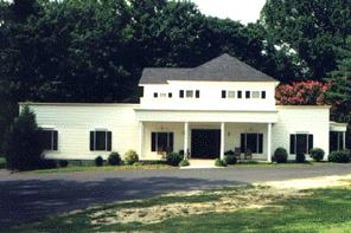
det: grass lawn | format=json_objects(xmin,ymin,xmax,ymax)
[
  {"xmin": 30, "ymin": 163, "xmax": 174, "ymax": 174},
  {"xmin": 6, "ymin": 182, "xmax": 351, "ymax": 233}
]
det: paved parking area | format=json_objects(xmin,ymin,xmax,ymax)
[{"xmin": 1, "ymin": 163, "xmax": 351, "ymax": 229}]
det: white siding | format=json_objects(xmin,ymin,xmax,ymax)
[
  {"xmin": 272, "ymin": 106, "xmax": 330, "ymax": 160},
  {"xmin": 27, "ymin": 103, "xmax": 139, "ymax": 160},
  {"xmin": 140, "ymin": 81, "xmax": 277, "ymax": 111}
]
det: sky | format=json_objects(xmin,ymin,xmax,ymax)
[{"xmin": 190, "ymin": 0, "xmax": 267, "ymax": 24}]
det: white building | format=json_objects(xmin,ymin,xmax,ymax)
[{"xmin": 24, "ymin": 54, "xmax": 347, "ymax": 161}]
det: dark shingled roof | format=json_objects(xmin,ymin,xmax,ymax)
[{"xmin": 139, "ymin": 53, "xmax": 276, "ymax": 84}]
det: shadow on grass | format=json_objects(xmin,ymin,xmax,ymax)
[{"xmin": 0, "ymin": 176, "xmax": 245, "ymax": 231}]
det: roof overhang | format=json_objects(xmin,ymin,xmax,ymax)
[
  {"xmin": 330, "ymin": 121, "xmax": 348, "ymax": 132},
  {"xmin": 135, "ymin": 109, "xmax": 278, "ymax": 123}
]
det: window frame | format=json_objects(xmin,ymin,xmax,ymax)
[
  {"xmin": 90, "ymin": 130, "xmax": 112, "ymax": 151},
  {"xmin": 42, "ymin": 129, "xmax": 58, "ymax": 151},
  {"xmin": 290, "ymin": 133, "xmax": 313, "ymax": 154},
  {"xmin": 240, "ymin": 133, "xmax": 263, "ymax": 154},
  {"xmin": 151, "ymin": 132, "xmax": 174, "ymax": 152}
]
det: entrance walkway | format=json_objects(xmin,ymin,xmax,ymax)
[{"xmin": 181, "ymin": 159, "xmax": 217, "ymax": 169}]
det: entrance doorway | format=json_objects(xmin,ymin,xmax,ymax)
[{"xmin": 191, "ymin": 129, "xmax": 220, "ymax": 159}]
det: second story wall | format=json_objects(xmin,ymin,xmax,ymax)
[{"xmin": 140, "ymin": 80, "xmax": 278, "ymax": 111}]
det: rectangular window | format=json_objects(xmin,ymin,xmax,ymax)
[
  {"xmin": 195, "ymin": 90, "xmax": 200, "ymax": 98},
  {"xmin": 228, "ymin": 91, "xmax": 235, "ymax": 98},
  {"xmin": 330, "ymin": 132, "xmax": 344, "ymax": 152},
  {"xmin": 159, "ymin": 93, "xmax": 167, "ymax": 98},
  {"xmin": 186, "ymin": 90, "xmax": 193, "ymax": 98},
  {"xmin": 237, "ymin": 91, "xmax": 242, "ymax": 99},
  {"xmin": 221, "ymin": 90, "xmax": 226, "ymax": 98},
  {"xmin": 168, "ymin": 92, "xmax": 172, "ymax": 98},
  {"xmin": 42, "ymin": 129, "xmax": 58, "ymax": 151},
  {"xmin": 179, "ymin": 90, "xmax": 184, "ymax": 98},
  {"xmin": 90, "ymin": 130, "xmax": 112, "ymax": 151},
  {"xmin": 245, "ymin": 91, "xmax": 250, "ymax": 99},
  {"xmin": 240, "ymin": 133, "xmax": 263, "ymax": 153},
  {"xmin": 153, "ymin": 93, "xmax": 158, "ymax": 98},
  {"xmin": 261, "ymin": 91, "xmax": 266, "ymax": 99},
  {"xmin": 290, "ymin": 134, "xmax": 313, "ymax": 154},
  {"xmin": 151, "ymin": 132, "xmax": 174, "ymax": 152},
  {"xmin": 252, "ymin": 91, "xmax": 260, "ymax": 98}
]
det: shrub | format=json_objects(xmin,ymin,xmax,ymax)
[
  {"xmin": 108, "ymin": 152, "xmax": 121, "ymax": 165},
  {"xmin": 296, "ymin": 153, "xmax": 306, "ymax": 163},
  {"xmin": 224, "ymin": 150, "xmax": 235, "ymax": 155},
  {"xmin": 215, "ymin": 158, "xmax": 227, "ymax": 167},
  {"xmin": 179, "ymin": 159, "xmax": 190, "ymax": 167},
  {"xmin": 273, "ymin": 147, "xmax": 288, "ymax": 163},
  {"xmin": 224, "ymin": 154, "xmax": 237, "ymax": 165},
  {"xmin": 59, "ymin": 160, "xmax": 69, "ymax": 167},
  {"xmin": 39, "ymin": 159, "xmax": 57, "ymax": 169},
  {"xmin": 309, "ymin": 148, "xmax": 325, "ymax": 162},
  {"xmin": 328, "ymin": 150, "xmax": 350, "ymax": 163},
  {"xmin": 95, "ymin": 156, "xmax": 104, "ymax": 166},
  {"xmin": 166, "ymin": 152, "xmax": 183, "ymax": 166},
  {"xmin": 124, "ymin": 150, "xmax": 139, "ymax": 165},
  {"xmin": 3, "ymin": 105, "xmax": 45, "ymax": 171}
]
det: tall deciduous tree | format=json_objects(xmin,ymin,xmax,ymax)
[{"xmin": 260, "ymin": 0, "xmax": 351, "ymax": 80}]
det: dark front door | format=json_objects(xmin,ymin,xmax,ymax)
[{"xmin": 191, "ymin": 129, "xmax": 220, "ymax": 159}]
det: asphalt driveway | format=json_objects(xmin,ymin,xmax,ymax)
[{"xmin": 1, "ymin": 163, "xmax": 351, "ymax": 229}]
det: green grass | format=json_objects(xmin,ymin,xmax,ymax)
[
  {"xmin": 6, "ymin": 184, "xmax": 351, "ymax": 233},
  {"xmin": 29, "ymin": 163, "xmax": 173, "ymax": 174}
]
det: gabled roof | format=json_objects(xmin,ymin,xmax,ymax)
[{"xmin": 139, "ymin": 53, "xmax": 276, "ymax": 84}]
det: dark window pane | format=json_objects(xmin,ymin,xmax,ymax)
[
  {"xmin": 237, "ymin": 91, "xmax": 242, "ymax": 99},
  {"xmin": 296, "ymin": 134, "xmax": 307, "ymax": 154},
  {"xmin": 258, "ymin": 134, "xmax": 263, "ymax": 153},
  {"xmin": 42, "ymin": 130, "xmax": 53, "ymax": 150},
  {"xmin": 90, "ymin": 131, "xmax": 94, "ymax": 151},
  {"xmin": 245, "ymin": 91, "xmax": 250, "ymax": 99},
  {"xmin": 107, "ymin": 131, "xmax": 112, "ymax": 151},
  {"xmin": 168, "ymin": 92, "xmax": 172, "ymax": 98},
  {"xmin": 157, "ymin": 133, "xmax": 168, "ymax": 151},
  {"xmin": 154, "ymin": 92, "xmax": 158, "ymax": 98},
  {"xmin": 240, "ymin": 134, "xmax": 245, "ymax": 152},
  {"xmin": 308, "ymin": 134, "xmax": 313, "ymax": 152},
  {"xmin": 261, "ymin": 91, "xmax": 266, "ymax": 99},
  {"xmin": 53, "ymin": 131, "xmax": 58, "ymax": 150},
  {"xmin": 151, "ymin": 132, "xmax": 156, "ymax": 152},
  {"xmin": 168, "ymin": 133, "xmax": 174, "ymax": 152},
  {"xmin": 339, "ymin": 133, "xmax": 344, "ymax": 150},
  {"xmin": 179, "ymin": 90, "xmax": 184, "ymax": 98},
  {"xmin": 329, "ymin": 132, "xmax": 338, "ymax": 152},
  {"xmin": 290, "ymin": 134, "xmax": 295, "ymax": 154},
  {"xmin": 246, "ymin": 133, "xmax": 257, "ymax": 153},
  {"xmin": 195, "ymin": 90, "xmax": 200, "ymax": 98},
  {"xmin": 95, "ymin": 131, "xmax": 106, "ymax": 150},
  {"xmin": 221, "ymin": 90, "xmax": 226, "ymax": 98}
]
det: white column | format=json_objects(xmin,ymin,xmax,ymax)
[
  {"xmin": 220, "ymin": 122, "xmax": 225, "ymax": 160},
  {"xmin": 139, "ymin": 121, "xmax": 144, "ymax": 158},
  {"xmin": 267, "ymin": 123, "xmax": 272, "ymax": 163},
  {"xmin": 343, "ymin": 131, "xmax": 346, "ymax": 149},
  {"xmin": 184, "ymin": 122, "xmax": 189, "ymax": 159}
]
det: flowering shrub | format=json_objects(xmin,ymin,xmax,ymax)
[{"xmin": 275, "ymin": 81, "xmax": 330, "ymax": 105}]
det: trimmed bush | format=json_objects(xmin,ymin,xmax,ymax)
[
  {"xmin": 215, "ymin": 158, "xmax": 227, "ymax": 167},
  {"xmin": 108, "ymin": 152, "xmax": 121, "ymax": 165},
  {"xmin": 273, "ymin": 147, "xmax": 288, "ymax": 163},
  {"xmin": 179, "ymin": 159, "xmax": 190, "ymax": 167},
  {"xmin": 224, "ymin": 154, "xmax": 237, "ymax": 165},
  {"xmin": 124, "ymin": 150, "xmax": 139, "ymax": 165},
  {"xmin": 328, "ymin": 150, "xmax": 350, "ymax": 163},
  {"xmin": 309, "ymin": 148, "xmax": 325, "ymax": 162},
  {"xmin": 95, "ymin": 156, "xmax": 104, "ymax": 166},
  {"xmin": 166, "ymin": 152, "xmax": 183, "ymax": 166},
  {"xmin": 59, "ymin": 160, "xmax": 69, "ymax": 167},
  {"xmin": 296, "ymin": 153, "xmax": 306, "ymax": 163}
]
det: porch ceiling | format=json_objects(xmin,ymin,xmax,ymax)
[{"xmin": 135, "ymin": 109, "xmax": 278, "ymax": 123}]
